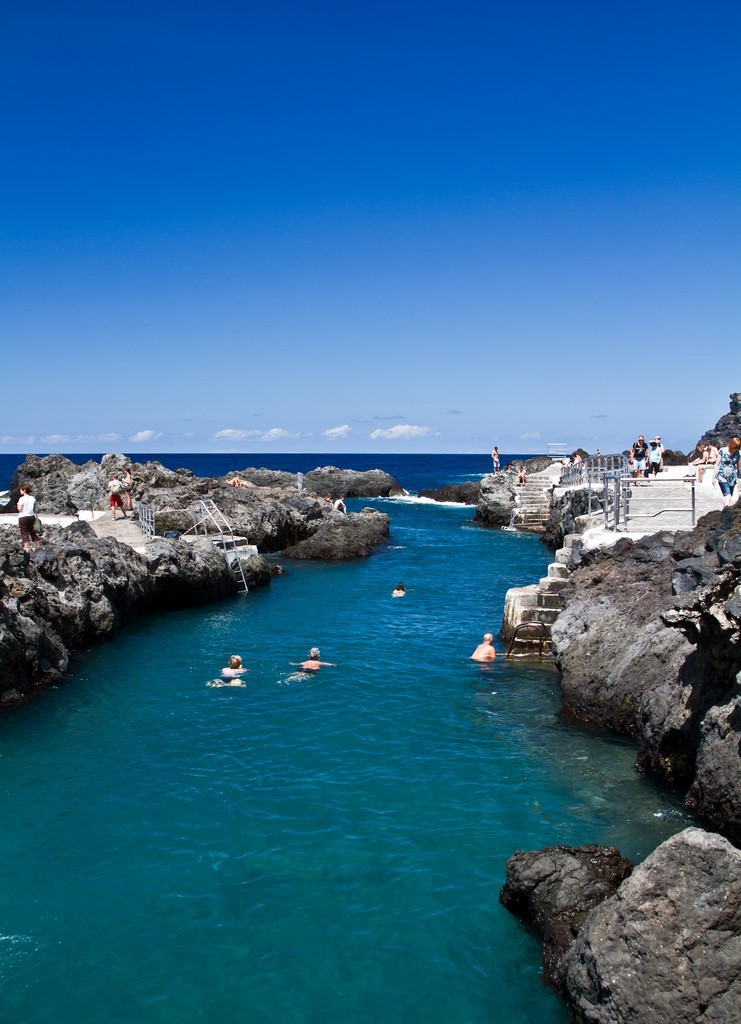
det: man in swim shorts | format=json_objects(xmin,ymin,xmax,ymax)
[{"xmin": 471, "ymin": 633, "xmax": 497, "ymax": 661}]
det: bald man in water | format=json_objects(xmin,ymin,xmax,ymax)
[{"xmin": 471, "ymin": 633, "xmax": 497, "ymax": 661}]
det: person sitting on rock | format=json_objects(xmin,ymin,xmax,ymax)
[
  {"xmin": 471, "ymin": 633, "xmax": 497, "ymax": 661},
  {"xmin": 228, "ymin": 476, "xmax": 249, "ymax": 488},
  {"xmin": 517, "ymin": 465, "xmax": 527, "ymax": 486},
  {"xmin": 333, "ymin": 496, "xmax": 347, "ymax": 513}
]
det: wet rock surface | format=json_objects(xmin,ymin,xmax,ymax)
[
  {"xmin": 418, "ymin": 482, "xmax": 480, "ymax": 503},
  {"xmin": 499, "ymin": 844, "xmax": 632, "ymax": 989},
  {"xmin": 550, "ymin": 506, "xmax": 741, "ymax": 843}
]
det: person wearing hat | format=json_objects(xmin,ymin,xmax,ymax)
[{"xmin": 648, "ymin": 437, "xmax": 664, "ymax": 477}]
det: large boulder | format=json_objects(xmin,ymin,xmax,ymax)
[
  {"xmin": 302, "ymin": 466, "xmax": 403, "ymax": 498},
  {"xmin": 561, "ymin": 827, "xmax": 741, "ymax": 1024},
  {"xmin": 474, "ymin": 473, "xmax": 517, "ymax": 527},
  {"xmin": 281, "ymin": 509, "xmax": 390, "ymax": 559},
  {"xmin": 418, "ymin": 482, "xmax": 480, "ymax": 504},
  {"xmin": 499, "ymin": 844, "xmax": 632, "ymax": 988}
]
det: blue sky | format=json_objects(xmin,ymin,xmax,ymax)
[{"xmin": 2, "ymin": 0, "xmax": 739, "ymax": 455}]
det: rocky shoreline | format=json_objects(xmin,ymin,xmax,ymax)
[
  {"xmin": 497, "ymin": 395, "xmax": 741, "ymax": 1020},
  {"xmin": 0, "ymin": 454, "xmax": 399, "ymax": 704}
]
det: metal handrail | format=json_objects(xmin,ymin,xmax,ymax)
[
  {"xmin": 559, "ymin": 454, "xmax": 630, "ymax": 488},
  {"xmin": 506, "ymin": 621, "xmax": 551, "ymax": 657},
  {"xmin": 620, "ymin": 474, "xmax": 697, "ymax": 530},
  {"xmin": 137, "ymin": 501, "xmax": 156, "ymax": 538}
]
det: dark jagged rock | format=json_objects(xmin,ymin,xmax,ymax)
[
  {"xmin": 560, "ymin": 828, "xmax": 741, "ymax": 1024},
  {"xmin": 696, "ymin": 392, "xmax": 741, "ymax": 451},
  {"xmin": 474, "ymin": 473, "xmax": 517, "ymax": 527},
  {"xmin": 542, "ymin": 487, "xmax": 595, "ymax": 550},
  {"xmin": 302, "ymin": 466, "xmax": 403, "ymax": 498},
  {"xmin": 550, "ymin": 507, "xmax": 741, "ymax": 843},
  {"xmin": 0, "ymin": 522, "xmax": 236, "ymax": 704},
  {"xmin": 9, "ymin": 454, "xmax": 397, "ymax": 560},
  {"xmin": 281, "ymin": 509, "xmax": 390, "ymax": 559},
  {"xmin": 661, "ymin": 447, "xmax": 689, "ymax": 466},
  {"xmin": 418, "ymin": 482, "xmax": 480, "ymax": 504},
  {"xmin": 499, "ymin": 844, "xmax": 632, "ymax": 989}
]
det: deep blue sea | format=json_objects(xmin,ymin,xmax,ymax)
[{"xmin": 0, "ymin": 454, "xmax": 694, "ymax": 1023}]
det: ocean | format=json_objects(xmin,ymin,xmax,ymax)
[{"xmin": 0, "ymin": 453, "xmax": 694, "ymax": 1023}]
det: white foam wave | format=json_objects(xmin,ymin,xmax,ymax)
[{"xmin": 378, "ymin": 494, "xmax": 476, "ymax": 508}]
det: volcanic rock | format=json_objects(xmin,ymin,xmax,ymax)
[
  {"xmin": 560, "ymin": 827, "xmax": 741, "ymax": 1024},
  {"xmin": 499, "ymin": 844, "xmax": 632, "ymax": 988}
]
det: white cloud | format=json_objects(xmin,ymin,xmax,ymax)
[
  {"xmin": 370, "ymin": 424, "xmax": 434, "ymax": 441},
  {"xmin": 262, "ymin": 427, "xmax": 299, "ymax": 442},
  {"xmin": 323, "ymin": 424, "xmax": 351, "ymax": 440},
  {"xmin": 520, "ymin": 431, "xmax": 542, "ymax": 440},
  {"xmin": 41, "ymin": 434, "xmax": 71, "ymax": 444},
  {"xmin": 213, "ymin": 428, "xmax": 261, "ymax": 441},
  {"xmin": 130, "ymin": 429, "xmax": 163, "ymax": 443}
]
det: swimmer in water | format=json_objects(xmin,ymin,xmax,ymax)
[
  {"xmin": 207, "ymin": 654, "xmax": 248, "ymax": 686},
  {"xmin": 391, "ymin": 582, "xmax": 406, "ymax": 597},
  {"xmin": 470, "ymin": 633, "xmax": 497, "ymax": 662},
  {"xmin": 295, "ymin": 647, "xmax": 336, "ymax": 672}
]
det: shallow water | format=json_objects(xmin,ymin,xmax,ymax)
[{"xmin": 0, "ymin": 496, "xmax": 694, "ymax": 1023}]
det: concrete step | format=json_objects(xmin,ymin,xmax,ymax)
[
  {"xmin": 537, "ymin": 592, "xmax": 564, "ymax": 610},
  {"xmin": 555, "ymin": 549, "xmax": 570, "ymax": 564},
  {"xmin": 539, "ymin": 576, "xmax": 571, "ymax": 593},
  {"xmin": 548, "ymin": 563, "xmax": 570, "ymax": 579},
  {"xmin": 522, "ymin": 607, "xmax": 561, "ymax": 625}
]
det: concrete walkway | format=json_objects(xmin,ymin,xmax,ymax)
[{"xmin": 559, "ymin": 466, "xmax": 726, "ymax": 542}]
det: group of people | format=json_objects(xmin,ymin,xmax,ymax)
[
  {"xmin": 324, "ymin": 494, "xmax": 347, "ymax": 513},
  {"xmin": 108, "ymin": 466, "xmax": 134, "ymax": 519},
  {"xmin": 209, "ymin": 648, "xmax": 337, "ymax": 687},
  {"xmin": 630, "ymin": 435, "xmax": 664, "ymax": 478}
]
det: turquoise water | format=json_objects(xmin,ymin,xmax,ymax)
[{"xmin": 0, "ymin": 496, "xmax": 694, "ymax": 1023}]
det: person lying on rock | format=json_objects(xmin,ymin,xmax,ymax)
[{"xmin": 471, "ymin": 634, "xmax": 497, "ymax": 661}]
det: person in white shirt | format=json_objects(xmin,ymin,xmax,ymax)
[{"xmin": 17, "ymin": 484, "xmax": 41, "ymax": 552}]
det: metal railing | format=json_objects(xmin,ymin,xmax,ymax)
[
  {"xmin": 506, "ymin": 621, "xmax": 551, "ymax": 657},
  {"xmin": 598, "ymin": 473, "xmax": 698, "ymax": 531},
  {"xmin": 137, "ymin": 501, "xmax": 156, "ymax": 538},
  {"xmin": 558, "ymin": 454, "xmax": 630, "ymax": 489},
  {"xmin": 184, "ymin": 500, "xmax": 249, "ymax": 592}
]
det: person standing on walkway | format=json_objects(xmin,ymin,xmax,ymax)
[
  {"xmin": 631, "ymin": 435, "xmax": 650, "ymax": 478},
  {"xmin": 108, "ymin": 473, "xmax": 127, "ymax": 520},
  {"xmin": 17, "ymin": 484, "xmax": 41, "ymax": 552},
  {"xmin": 648, "ymin": 439, "xmax": 664, "ymax": 477},
  {"xmin": 713, "ymin": 437, "xmax": 741, "ymax": 507}
]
